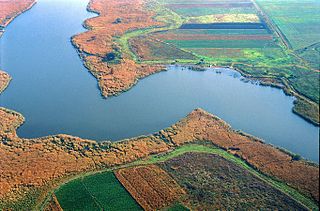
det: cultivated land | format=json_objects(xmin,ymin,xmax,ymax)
[
  {"xmin": 69, "ymin": 0, "xmax": 320, "ymax": 124},
  {"xmin": 0, "ymin": 108, "xmax": 319, "ymax": 210},
  {"xmin": 127, "ymin": 0, "xmax": 320, "ymax": 124},
  {"xmin": 115, "ymin": 165, "xmax": 186, "ymax": 210},
  {"xmin": 160, "ymin": 152, "xmax": 307, "ymax": 210},
  {"xmin": 0, "ymin": 0, "xmax": 319, "ymax": 210},
  {"xmin": 55, "ymin": 171, "xmax": 141, "ymax": 210},
  {"xmin": 54, "ymin": 144, "xmax": 316, "ymax": 210}
]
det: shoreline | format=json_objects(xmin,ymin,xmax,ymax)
[
  {"xmin": 0, "ymin": 108, "xmax": 318, "ymax": 209},
  {"xmin": 0, "ymin": 1, "xmax": 36, "ymax": 38},
  {"xmin": 0, "ymin": 70, "xmax": 12, "ymax": 94},
  {"xmin": 69, "ymin": 0, "xmax": 319, "ymax": 126}
]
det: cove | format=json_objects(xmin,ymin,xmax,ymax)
[{"xmin": 0, "ymin": 0, "xmax": 318, "ymax": 162}]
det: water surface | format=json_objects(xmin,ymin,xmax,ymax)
[{"xmin": 0, "ymin": 0, "xmax": 318, "ymax": 162}]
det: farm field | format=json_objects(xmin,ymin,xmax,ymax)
[
  {"xmin": 256, "ymin": 0, "xmax": 320, "ymax": 51},
  {"xmin": 125, "ymin": 0, "xmax": 319, "ymax": 124},
  {"xmin": 115, "ymin": 165, "xmax": 186, "ymax": 210},
  {"xmin": 1, "ymin": 107, "xmax": 318, "ymax": 210},
  {"xmin": 0, "ymin": 0, "xmax": 319, "ymax": 209},
  {"xmin": 166, "ymin": 39, "xmax": 277, "ymax": 48},
  {"xmin": 129, "ymin": 35, "xmax": 196, "ymax": 61},
  {"xmin": 55, "ymin": 171, "xmax": 141, "ymax": 210},
  {"xmin": 159, "ymin": 152, "xmax": 308, "ymax": 210},
  {"xmin": 52, "ymin": 144, "xmax": 317, "ymax": 210}
]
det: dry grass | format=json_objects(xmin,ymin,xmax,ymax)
[{"xmin": 115, "ymin": 165, "xmax": 186, "ymax": 210}]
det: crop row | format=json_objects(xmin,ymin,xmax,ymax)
[
  {"xmin": 55, "ymin": 171, "xmax": 141, "ymax": 210},
  {"xmin": 166, "ymin": 39, "xmax": 278, "ymax": 48}
]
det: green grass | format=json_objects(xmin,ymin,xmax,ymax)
[
  {"xmin": 170, "ymin": 7, "xmax": 257, "ymax": 16},
  {"xmin": 166, "ymin": 39, "xmax": 278, "ymax": 48},
  {"xmin": 55, "ymin": 171, "xmax": 141, "ymax": 211},
  {"xmin": 233, "ymin": 64, "xmax": 319, "ymax": 102},
  {"xmin": 116, "ymin": 1, "xmax": 185, "ymax": 61},
  {"xmin": 256, "ymin": 0, "xmax": 320, "ymax": 50},
  {"xmin": 169, "ymin": 29, "xmax": 271, "ymax": 35},
  {"xmin": 296, "ymin": 42, "xmax": 320, "ymax": 69},
  {"xmin": 134, "ymin": 144, "xmax": 318, "ymax": 210},
  {"xmin": 53, "ymin": 144, "xmax": 318, "ymax": 210},
  {"xmin": 293, "ymin": 98, "xmax": 319, "ymax": 125},
  {"xmin": 190, "ymin": 48, "xmax": 286, "ymax": 60},
  {"xmin": 289, "ymin": 69, "xmax": 320, "ymax": 103},
  {"xmin": 166, "ymin": 202, "xmax": 190, "ymax": 211}
]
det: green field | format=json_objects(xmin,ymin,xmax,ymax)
[
  {"xmin": 191, "ymin": 48, "xmax": 288, "ymax": 63},
  {"xmin": 166, "ymin": 39, "xmax": 278, "ymax": 48},
  {"xmin": 296, "ymin": 43, "xmax": 320, "ymax": 69},
  {"xmin": 170, "ymin": 7, "xmax": 257, "ymax": 16},
  {"xmin": 256, "ymin": 0, "xmax": 320, "ymax": 50},
  {"xmin": 123, "ymin": 0, "xmax": 319, "ymax": 124},
  {"xmin": 55, "ymin": 171, "xmax": 141, "ymax": 211},
  {"xmin": 53, "ymin": 144, "xmax": 318, "ymax": 210},
  {"xmin": 170, "ymin": 29, "xmax": 271, "ymax": 35}
]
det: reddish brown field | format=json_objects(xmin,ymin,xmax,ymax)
[
  {"xmin": 0, "ymin": 70, "xmax": 11, "ymax": 93},
  {"xmin": 0, "ymin": 108, "xmax": 318, "ymax": 207},
  {"xmin": 73, "ymin": 0, "xmax": 165, "ymax": 97},
  {"xmin": 152, "ymin": 33, "xmax": 273, "ymax": 41},
  {"xmin": 0, "ymin": 0, "xmax": 35, "ymax": 28},
  {"xmin": 129, "ymin": 36, "xmax": 196, "ymax": 61},
  {"xmin": 115, "ymin": 165, "xmax": 186, "ymax": 210}
]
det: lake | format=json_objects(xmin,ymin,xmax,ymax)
[{"xmin": 0, "ymin": 0, "xmax": 318, "ymax": 162}]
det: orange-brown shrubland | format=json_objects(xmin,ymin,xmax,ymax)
[
  {"xmin": 0, "ymin": 108, "xmax": 318, "ymax": 204},
  {"xmin": 0, "ymin": 0, "xmax": 35, "ymax": 30},
  {"xmin": 0, "ymin": 70, "xmax": 11, "ymax": 93},
  {"xmin": 73, "ymin": 0, "xmax": 165, "ymax": 97}
]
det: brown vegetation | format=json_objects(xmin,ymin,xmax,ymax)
[
  {"xmin": 160, "ymin": 152, "xmax": 307, "ymax": 210},
  {"xmin": 0, "ymin": 0, "xmax": 35, "ymax": 29},
  {"xmin": 0, "ymin": 108, "xmax": 318, "ymax": 207},
  {"xmin": 0, "ymin": 70, "xmax": 11, "ymax": 93},
  {"xmin": 115, "ymin": 165, "xmax": 186, "ymax": 210},
  {"xmin": 157, "ymin": 109, "xmax": 319, "ymax": 202},
  {"xmin": 0, "ymin": 107, "xmax": 24, "ymax": 135},
  {"xmin": 73, "ymin": 0, "xmax": 165, "ymax": 97}
]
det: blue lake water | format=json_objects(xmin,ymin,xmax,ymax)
[{"xmin": 0, "ymin": 0, "xmax": 318, "ymax": 162}]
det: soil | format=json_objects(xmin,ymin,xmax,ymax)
[
  {"xmin": 159, "ymin": 152, "xmax": 307, "ymax": 210},
  {"xmin": 115, "ymin": 165, "xmax": 186, "ymax": 210}
]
